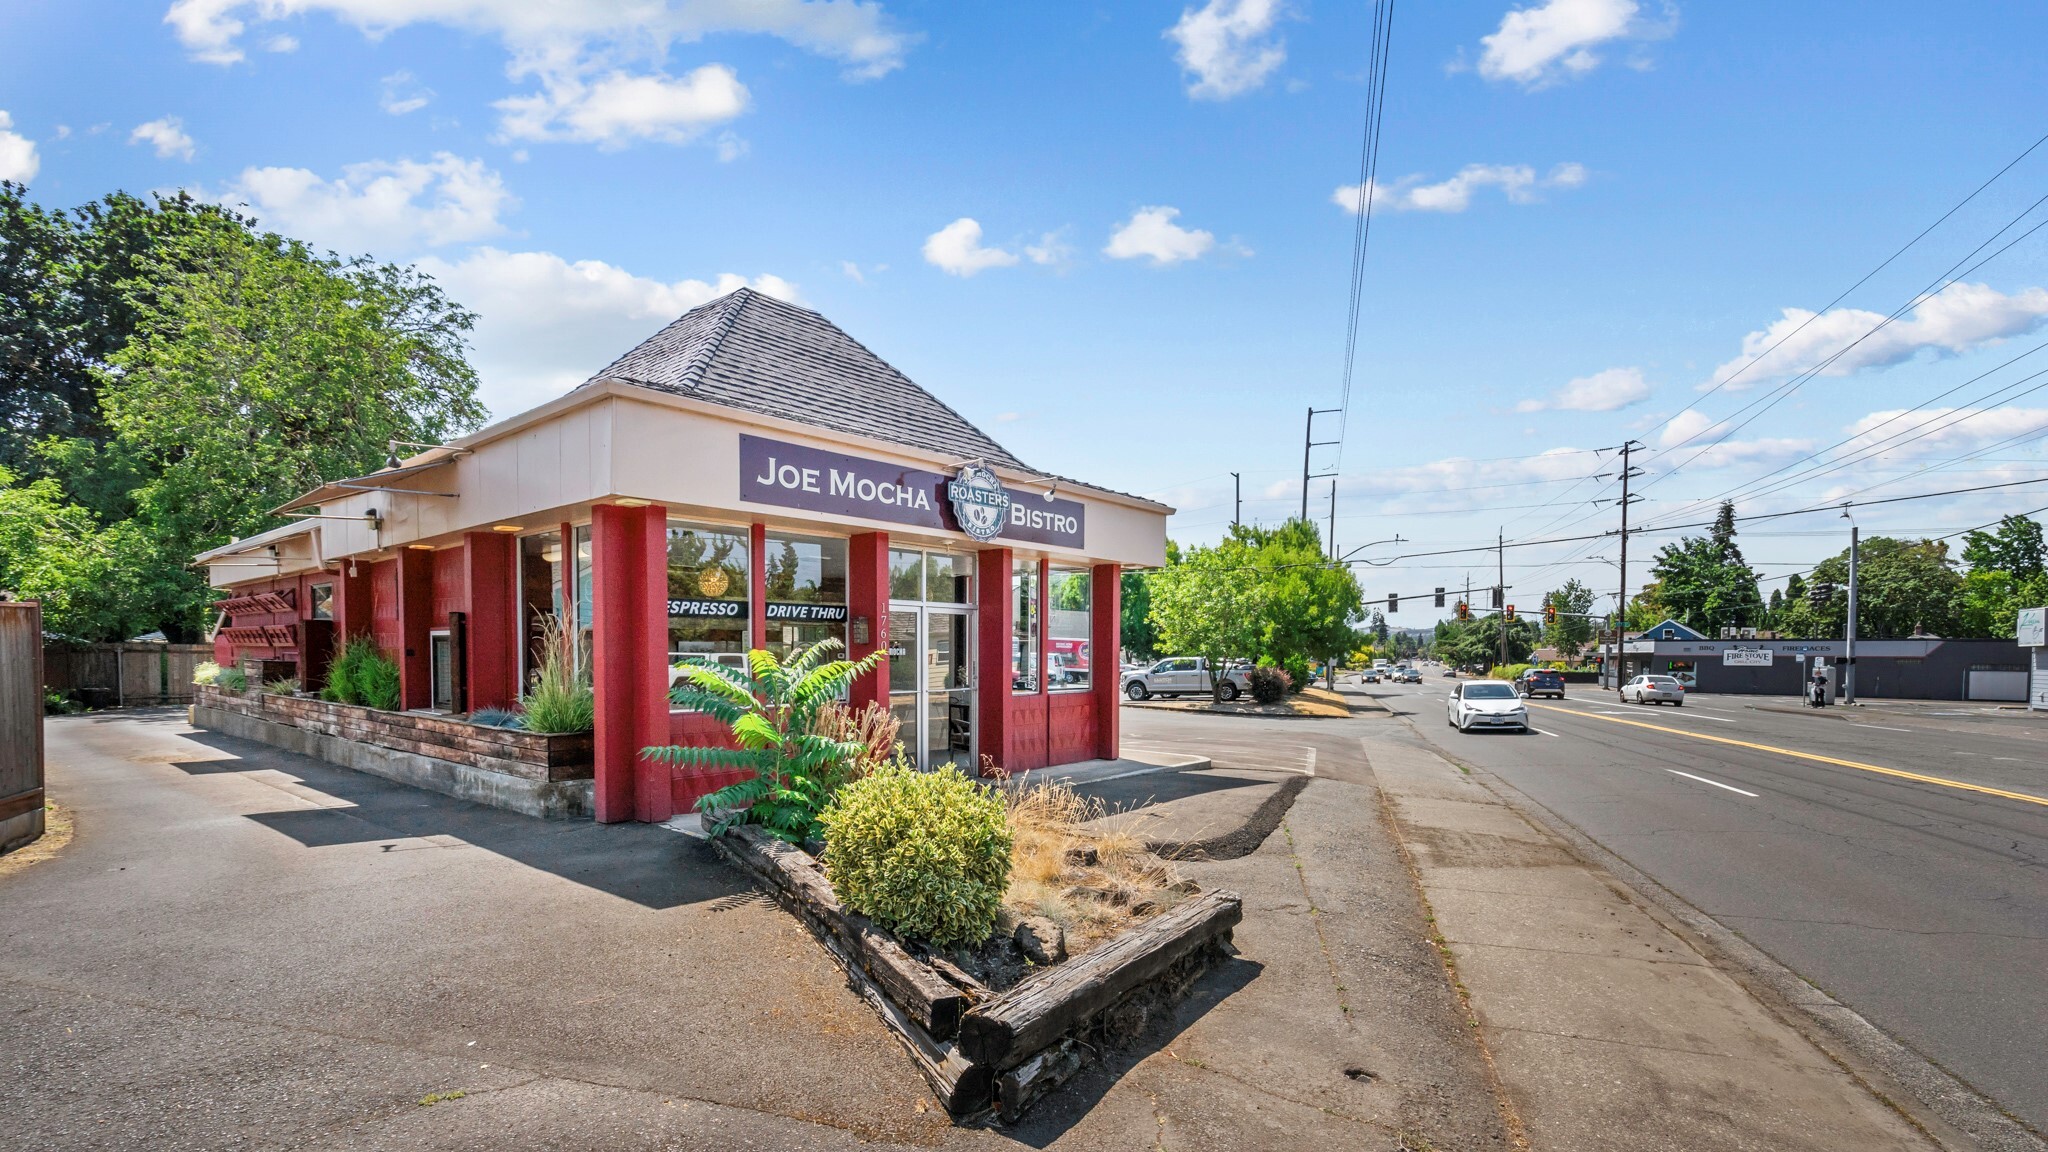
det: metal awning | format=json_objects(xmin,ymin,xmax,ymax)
[{"xmin": 271, "ymin": 456, "xmax": 458, "ymax": 514}]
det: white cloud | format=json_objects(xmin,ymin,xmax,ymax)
[
  {"xmin": 1516, "ymin": 366, "xmax": 1650, "ymax": 413},
  {"xmin": 1024, "ymin": 230, "xmax": 1072, "ymax": 267},
  {"xmin": 1709, "ymin": 282, "xmax": 2048, "ymax": 390},
  {"xmin": 1477, "ymin": 0, "xmax": 1666, "ymax": 88},
  {"xmin": 1839, "ymin": 406, "xmax": 2048, "ymax": 465},
  {"xmin": 161, "ymin": 0, "xmax": 919, "ymax": 131},
  {"xmin": 840, "ymin": 260, "xmax": 865, "ymax": 283},
  {"xmin": 216, "ymin": 153, "xmax": 514, "ymax": 254},
  {"xmin": 496, "ymin": 65, "xmax": 748, "ymax": 147},
  {"xmin": 379, "ymin": 70, "xmax": 433, "ymax": 115},
  {"xmin": 1104, "ymin": 206, "xmax": 1215, "ymax": 265},
  {"xmin": 1165, "ymin": 0, "xmax": 1288, "ymax": 100},
  {"xmin": 1333, "ymin": 162, "xmax": 1584, "ymax": 214},
  {"xmin": 1654, "ymin": 408, "xmax": 1811, "ymax": 468},
  {"xmin": 922, "ymin": 218, "xmax": 1020, "ymax": 277},
  {"xmin": 411, "ymin": 246, "xmax": 800, "ymax": 413},
  {"xmin": 0, "ymin": 112, "xmax": 38, "ymax": 182},
  {"xmin": 130, "ymin": 116, "xmax": 196, "ymax": 161},
  {"xmin": 714, "ymin": 130, "xmax": 747, "ymax": 162},
  {"xmin": 263, "ymin": 33, "xmax": 298, "ymax": 52}
]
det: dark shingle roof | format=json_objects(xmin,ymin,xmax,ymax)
[{"xmin": 580, "ymin": 288, "xmax": 1030, "ymax": 471}]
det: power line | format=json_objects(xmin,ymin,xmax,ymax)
[{"xmin": 1333, "ymin": 0, "xmax": 1397, "ymax": 472}]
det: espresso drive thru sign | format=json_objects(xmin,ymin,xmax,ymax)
[{"xmin": 739, "ymin": 434, "xmax": 1086, "ymax": 549}]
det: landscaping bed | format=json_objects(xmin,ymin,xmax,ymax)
[
  {"xmin": 194, "ymin": 684, "xmax": 594, "ymax": 780},
  {"xmin": 714, "ymin": 822, "xmax": 1241, "ymax": 1122}
]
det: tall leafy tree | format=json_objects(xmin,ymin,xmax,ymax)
[
  {"xmin": 1120, "ymin": 567, "xmax": 1158, "ymax": 660},
  {"xmin": 1954, "ymin": 515, "xmax": 2048, "ymax": 637},
  {"xmin": 1147, "ymin": 543, "xmax": 1267, "ymax": 703},
  {"xmin": 1777, "ymin": 537, "xmax": 1963, "ymax": 639},
  {"xmin": 1640, "ymin": 501, "xmax": 1764, "ymax": 635},
  {"xmin": 1543, "ymin": 578, "xmax": 1596, "ymax": 661}
]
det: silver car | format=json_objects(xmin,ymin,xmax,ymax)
[
  {"xmin": 1621, "ymin": 674, "xmax": 1686, "ymax": 706},
  {"xmin": 1447, "ymin": 680, "xmax": 1530, "ymax": 732}
]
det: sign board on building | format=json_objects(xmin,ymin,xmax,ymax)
[
  {"xmin": 2019, "ymin": 606, "xmax": 2046, "ymax": 648},
  {"xmin": 1722, "ymin": 647, "xmax": 1773, "ymax": 667},
  {"xmin": 739, "ymin": 434, "xmax": 1086, "ymax": 549}
]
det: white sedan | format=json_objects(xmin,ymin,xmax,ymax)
[
  {"xmin": 1621, "ymin": 674, "xmax": 1686, "ymax": 705},
  {"xmin": 1447, "ymin": 680, "xmax": 1530, "ymax": 733}
]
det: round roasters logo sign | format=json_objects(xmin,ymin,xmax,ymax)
[{"xmin": 947, "ymin": 464, "xmax": 1012, "ymax": 542}]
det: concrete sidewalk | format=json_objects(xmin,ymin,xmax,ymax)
[{"xmin": 1366, "ymin": 728, "xmax": 1940, "ymax": 1151}]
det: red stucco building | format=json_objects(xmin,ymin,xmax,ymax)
[{"xmin": 194, "ymin": 289, "xmax": 1171, "ymax": 822}]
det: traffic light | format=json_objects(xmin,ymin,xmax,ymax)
[
  {"xmin": 1434, "ymin": 587, "xmax": 1446, "ymax": 608},
  {"xmin": 1809, "ymin": 581, "xmax": 1834, "ymax": 609},
  {"xmin": 1505, "ymin": 605, "xmax": 1517, "ymax": 622},
  {"xmin": 1544, "ymin": 603, "xmax": 1558, "ymax": 625},
  {"xmin": 1456, "ymin": 601, "xmax": 1471, "ymax": 621},
  {"xmin": 1387, "ymin": 592, "xmax": 1398, "ymax": 613},
  {"xmin": 1491, "ymin": 585, "xmax": 1503, "ymax": 609}
]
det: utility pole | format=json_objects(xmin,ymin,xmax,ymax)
[
  {"xmin": 1844, "ymin": 506, "xmax": 1859, "ymax": 705},
  {"xmin": 1231, "ymin": 472, "xmax": 1241, "ymax": 528},
  {"xmin": 1613, "ymin": 440, "xmax": 1645, "ymax": 695},
  {"xmin": 1302, "ymin": 406, "xmax": 1340, "ymax": 522},
  {"xmin": 1497, "ymin": 529, "xmax": 1508, "ymax": 667},
  {"xmin": 1327, "ymin": 479, "xmax": 1338, "ymax": 560}
]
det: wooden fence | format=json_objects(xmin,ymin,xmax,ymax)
[
  {"xmin": 1, "ymin": 602, "xmax": 46, "ymax": 852},
  {"xmin": 44, "ymin": 642, "xmax": 215, "ymax": 708}
]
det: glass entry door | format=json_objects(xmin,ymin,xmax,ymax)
[{"xmin": 888, "ymin": 607, "xmax": 975, "ymax": 771}]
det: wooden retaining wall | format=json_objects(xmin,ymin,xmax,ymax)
[{"xmin": 194, "ymin": 686, "xmax": 592, "ymax": 782}]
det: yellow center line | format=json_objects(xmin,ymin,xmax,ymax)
[{"xmin": 1529, "ymin": 703, "xmax": 2048, "ymax": 810}]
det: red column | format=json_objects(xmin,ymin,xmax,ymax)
[
  {"xmin": 749, "ymin": 522, "xmax": 769, "ymax": 657},
  {"xmin": 591, "ymin": 503, "xmax": 674, "ymax": 824},
  {"xmin": 976, "ymin": 548, "xmax": 1012, "ymax": 775},
  {"xmin": 848, "ymin": 532, "xmax": 889, "ymax": 712},
  {"xmin": 462, "ymin": 531, "xmax": 518, "ymax": 711},
  {"xmin": 1092, "ymin": 563, "xmax": 1121, "ymax": 761},
  {"xmin": 334, "ymin": 560, "xmax": 372, "ymax": 641},
  {"xmin": 396, "ymin": 546, "xmax": 434, "ymax": 710}
]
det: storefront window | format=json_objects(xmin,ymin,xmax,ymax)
[
  {"xmin": 667, "ymin": 521, "xmax": 750, "ymax": 677},
  {"xmin": 926, "ymin": 552, "xmax": 972, "ymax": 605},
  {"xmin": 573, "ymin": 525, "xmax": 594, "ymax": 673},
  {"xmin": 518, "ymin": 531, "xmax": 564, "ymax": 686},
  {"xmin": 765, "ymin": 531, "xmax": 848, "ymax": 660},
  {"xmin": 1012, "ymin": 561, "xmax": 1040, "ymax": 693},
  {"xmin": 1047, "ymin": 567, "xmax": 1091, "ymax": 691},
  {"xmin": 308, "ymin": 583, "xmax": 334, "ymax": 621},
  {"xmin": 889, "ymin": 548, "xmax": 924, "ymax": 600}
]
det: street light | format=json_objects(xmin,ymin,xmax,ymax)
[{"xmin": 1337, "ymin": 535, "xmax": 1405, "ymax": 565}]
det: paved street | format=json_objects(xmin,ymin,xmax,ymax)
[{"xmin": 1368, "ymin": 675, "xmax": 2048, "ymax": 1137}]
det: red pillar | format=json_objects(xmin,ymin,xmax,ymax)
[
  {"xmin": 749, "ymin": 522, "xmax": 769, "ymax": 658},
  {"xmin": 462, "ymin": 531, "xmax": 518, "ymax": 711},
  {"xmin": 848, "ymin": 532, "xmax": 889, "ymax": 712},
  {"xmin": 591, "ymin": 503, "xmax": 673, "ymax": 824},
  {"xmin": 1092, "ymin": 563, "xmax": 1121, "ymax": 761},
  {"xmin": 976, "ymin": 547, "xmax": 1013, "ymax": 775},
  {"xmin": 396, "ymin": 547, "xmax": 434, "ymax": 710},
  {"xmin": 334, "ymin": 560, "xmax": 372, "ymax": 642}
]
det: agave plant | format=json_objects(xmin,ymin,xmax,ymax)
[{"xmin": 642, "ymin": 639, "xmax": 885, "ymax": 843}]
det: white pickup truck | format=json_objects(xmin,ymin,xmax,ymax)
[{"xmin": 1122, "ymin": 657, "xmax": 1252, "ymax": 702}]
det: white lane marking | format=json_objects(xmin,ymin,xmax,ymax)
[
  {"xmin": 1666, "ymin": 769, "xmax": 1760, "ymax": 798},
  {"xmin": 1996, "ymin": 757, "xmax": 2023, "ymax": 762},
  {"xmin": 1850, "ymin": 722, "xmax": 1912, "ymax": 733},
  {"xmin": 1660, "ymin": 710, "xmax": 1736, "ymax": 723},
  {"xmin": 1954, "ymin": 752, "xmax": 1979, "ymax": 757},
  {"xmin": 1531, "ymin": 727, "xmax": 1559, "ymax": 737}
]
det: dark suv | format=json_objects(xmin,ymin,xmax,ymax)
[{"xmin": 1518, "ymin": 669, "xmax": 1566, "ymax": 699}]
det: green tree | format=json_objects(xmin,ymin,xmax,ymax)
[
  {"xmin": 1120, "ymin": 568, "xmax": 1159, "ymax": 660},
  {"xmin": 1961, "ymin": 515, "xmax": 2044, "ymax": 578},
  {"xmin": 1544, "ymin": 578, "xmax": 1596, "ymax": 661},
  {"xmin": 1953, "ymin": 515, "xmax": 2048, "ymax": 637},
  {"xmin": 1231, "ymin": 519, "xmax": 1364, "ymax": 678},
  {"xmin": 1778, "ymin": 537, "xmax": 1963, "ymax": 639},
  {"xmin": 1639, "ymin": 501, "xmax": 1764, "ymax": 636},
  {"xmin": 1148, "ymin": 543, "xmax": 1267, "ymax": 703}
]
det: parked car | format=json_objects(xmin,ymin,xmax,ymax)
[
  {"xmin": 1121, "ymin": 657, "xmax": 1251, "ymax": 702},
  {"xmin": 1621, "ymin": 674, "xmax": 1686, "ymax": 705},
  {"xmin": 1516, "ymin": 668, "xmax": 1566, "ymax": 699},
  {"xmin": 1446, "ymin": 679, "xmax": 1530, "ymax": 732}
]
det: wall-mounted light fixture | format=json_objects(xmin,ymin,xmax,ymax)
[{"xmin": 1042, "ymin": 480, "xmax": 1059, "ymax": 503}]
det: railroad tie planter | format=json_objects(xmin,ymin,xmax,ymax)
[{"xmin": 714, "ymin": 823, "xmax": 1243, "ymax": 1122}]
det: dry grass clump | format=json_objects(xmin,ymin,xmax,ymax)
[
  {"xmin": 1002, "ymin": 773, "xmax": 1190, "ymax": 951},
  {"xmin": 810, "ymin": 699, "xmax": 902, "ymax": 781}
]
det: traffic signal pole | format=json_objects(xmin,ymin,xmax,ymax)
[
  {"xmin": 1614, "ymin": 440, "xmax": 1644, "ymax": 697},
  {"xmin": 1498, "ymin": 529, "xmax": 1508, "ymax": 667},
  {"xmin": 1845, "ymin": 518, "xmax": 1860, "ymax": 704}
]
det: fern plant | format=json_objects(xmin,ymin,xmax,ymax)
[{"xmin": 642, "ymin": 638, "xmax": 885, "ymax": 843}]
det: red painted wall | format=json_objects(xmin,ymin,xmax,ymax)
[
  {"xmin": 590, "ymin": 503, "xmax": 673, "ymax": 824},
  {"xmin": 462, "ymin": 531, "xmax": 519, "ymax": 711},
  {"xmin": 847, "ymin": 531, "xmax": 889, "ymax": 712},
  {"xmin": 395, "ymin": 548, "xmax": 434, "ymax": 710},
  {"xmin": 1092, "ymin": 563, "xmax": 1121, "ymax": 760},
  {"xmin": 975, "ymin": 547, "xmax": 1012, "ymax": 775},
  {"xmin": 430, "ymin": 545, "xmax": 467, "ymax": 627},
  {"xmin": 369, "ymin": 559, "xmax": 401, "ymax": 659}
]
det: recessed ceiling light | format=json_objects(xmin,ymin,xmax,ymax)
[
  {"xmin": 406, "ymin": 543, "xmax": 435, "ymax": 551},
  {"xmin": 612, "ymin": 497, "xmax": 652, "ymax": 508},
  {"xmin": 491, "ymin": 524, "xmax": 523, "ymax": 533}
]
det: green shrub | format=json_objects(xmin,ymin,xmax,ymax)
[
  {"xmin": 818, "ymin": 760, "xmax": 1012, "ymax": 947},
  {"xmin": 192, "ymin": 661, "xmax": 222, "ymax": 686},
  {"xmin": 1246, "ymin": 665, "xmax": 1290, "ymax": 703},
  {"xmin": 323, "ymin": 636, "xmax": 400, "ymax": 709},
  {"xmin": 468, "ymin": 706, "xmax": 525, "ymax": 729},
  {"xmin": 1280, "ymin": 655, "xmax": 1311, "ymax": 693},
  {"xmin": 520, "ymin": 613, "xmax": 593, "ymax": 733},
  {"xmin": 215, "ymin": 667, "xmax": 248, "ymax": 691},
  {"xmin": 1488, "ymin": 663, "xmax": 1533, "ymax": 682},
  {"xmin": 644, "ymin": 638, "xmax": 883, "ymax": 842},
  {"xmin": 263, "ymin": 677, "xmax": 300, "ymax": 695}
]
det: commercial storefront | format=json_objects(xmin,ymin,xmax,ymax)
[{"xmin": 196, "ymin": 288, "xmax": 1170, "ymax": 822}]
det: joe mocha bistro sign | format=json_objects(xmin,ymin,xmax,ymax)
[{"xmin": 738, "ymin": 434, "xmax": 1085, "ymax": 550}]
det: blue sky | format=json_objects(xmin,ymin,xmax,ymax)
[{"xmin": 6, "ymin": 0, "xmax": 2048, "ymax": 621}]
